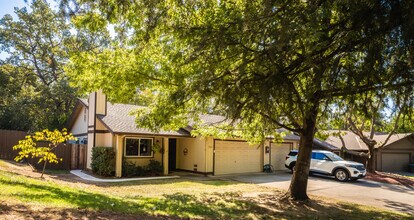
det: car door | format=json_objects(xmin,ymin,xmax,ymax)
[
  {"xmin": 310, "ymin": 152, "xmax": 318, "ymax": 171},
  {"xmin": 312, "ymin": 153, "xmax": 332, "ymax": 174}
]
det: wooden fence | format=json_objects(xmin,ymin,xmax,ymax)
[{"xmin": 0, "ymin": 129, "xmax": 86, "ymax": 170}]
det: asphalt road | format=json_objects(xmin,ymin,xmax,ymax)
[{"xmin": 227, "ymin": 171, "xmax": 414, "ymax": 214}]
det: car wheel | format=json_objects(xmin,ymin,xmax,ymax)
[{"xmin": 334, "ymin": 169, "xmax": 349, "ymax": 182}]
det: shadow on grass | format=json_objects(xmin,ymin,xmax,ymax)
[
  {"xmin": 0, "ymin": 171, "xmax": 262, "ymax": 218},
  {"xmin": 0, "ymin": 170, "xmax": 412, "ymax": 219},
  {"xmin": 0, "ymin": 202, "xmax": 162, "ymax": 220}
]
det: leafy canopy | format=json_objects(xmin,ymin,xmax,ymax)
[
  {"xmin": 66, "ymin": 0, "xmax": 413, "ymax": 140},
  {"xmin": 0, "ymin": 0, "xmax": 108, "ymax": 131}
]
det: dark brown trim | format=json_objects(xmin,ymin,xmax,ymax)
[
  {"xmin": 378, "ymin": 148, "xmax": 414, "ymax": 151},
  {"xmin": 93, "ymin": 92, "xmax": 97, "ymax": 148},
  {"xmin": 88, "ymin": 125, "xmax": 94, "ymax": 128},
  {"xmin": 113, "ymin": 132, "xmax": 191, "ymax": 138},
  {"xmin": 174, "ymin": 169, "xmax": 213, "ymax": 176},
  {"xmin": 95, "ymin": 130, "xmax": 111, "ymax": 134},
  {"xmin": 73, "ymin": 133, "xmax": 88, "ymax": 137},
  {"xmin": 213, "ymin": 139, "xmax": 216, "ymax": 175},
  {"xmin": 88, "ymin": 130, "xmax": 110, "ymax": 134},
  {"xmin": 214, "ymin": 139, "xmax": 248, "ymax": 143}
]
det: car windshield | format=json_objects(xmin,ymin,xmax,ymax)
[{"xmin": 325, "ymin": 153, "xmax": 344, "ymax": 161}]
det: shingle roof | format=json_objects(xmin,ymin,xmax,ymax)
[
  {"xmin": 313, "ymin": 138, "xmax": 340, "ymax": 151},
  {"xmin": 325, "ymin": 130, "xmax": 413, "ymax": 151},
  {"xmin": 97, "ymin": 102, "xmax": 191, "ymax": 136}
]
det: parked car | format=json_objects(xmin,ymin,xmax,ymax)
[{"xmin": 285, "ymin": 150, "xmax": 366, "ymax": 182}]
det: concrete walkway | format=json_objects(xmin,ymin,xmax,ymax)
[{"xmin": 70, "ymin": 170, "xmax": 179, "ymax": 182}]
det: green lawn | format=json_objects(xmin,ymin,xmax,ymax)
[{"xmin": 0, "ymin": 161, "xmax": 412, "ymax": 219}]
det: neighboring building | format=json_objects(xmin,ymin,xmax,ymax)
[
  {"xmin": 68, "ymin": 91, "xmax": 305, "ymax": 177},
  {"xmin": 325, "ymin": 131, "xmax": 414, "ymax": 172}
]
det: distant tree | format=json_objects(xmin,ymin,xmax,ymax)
[
  {"xmin": 64, "ymin": 0, "xmax": 414, "ymax": 200},
  {"xmin": 0, "ymin": 0, "xmax": 108, "ymax": 131},
  {"xmin": 329, "ymin": 90, "xmax": 412, "ymax": 172},
  {"xmin": 13, "ymin": 128, "xmax": 76, "ymax": 178}
]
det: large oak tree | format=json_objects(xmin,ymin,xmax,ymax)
[
  {"xmin": 0, "ymin": 0, "xmax": 108, "ymax": 131},
  {"xmin": 65, "ymin": 0, "xmax": 414, "ymax": 200}
]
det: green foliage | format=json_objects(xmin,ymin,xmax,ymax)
[
  {"xmin": 65, "ymin": 0, "xmax": 414, "ymax": 199},
  {"xmin": 146, "ymin": 159, "xmax": 163, "ymax": 176},
  {"xmin": 122, "ymin": 160, "xmax": 163, "ymax": 177},
  {"xmin": 13, "ymin": 128, "xmax": 76, "ymax": 177},
  {"xmin": 91, "ymin": 147, "xmax": 115, "ymax": 177},
  {"xmin": 0, "ymin": 0, "xmax": 108, "ymax": 131},
  {"xmin": 122, "ymin": 161, "xmax": 145, "ymax": 177}
]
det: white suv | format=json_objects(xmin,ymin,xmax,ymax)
[{"xmin": 285, "ymin": 150, "xmax": 366, "ymax": 182}]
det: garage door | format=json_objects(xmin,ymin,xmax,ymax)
[
  {"xmin": 381, "ymin": 153, "xmax": 410, "ymax": 172},
  {"xmin": 214, "ymin": 140, "xmax": 262, "ymax": 175},
  {"xmin": 271, "ymin": 143, "xmax": 292, "ymax": 170}
]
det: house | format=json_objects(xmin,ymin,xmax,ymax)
[
  {"xmin": 325, "ymin": 131, "xmax": 414, "ymax": 172},
  {"xmin": 67, "ymin": 91, "xmax": 305, "ymax": 177}
]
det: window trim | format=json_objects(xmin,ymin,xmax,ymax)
[{"xmin": 124, "ymin": 137, "xmax": 154, "ymax": 158}]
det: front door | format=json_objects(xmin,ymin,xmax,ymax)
[{"xmin": 168, "ymin": 139, "xmax": 177, "ymax": 171}]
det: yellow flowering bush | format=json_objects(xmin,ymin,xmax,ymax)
[{"xmin": 13, "ymin": 128, "xmax": 76, "ymax": 178}]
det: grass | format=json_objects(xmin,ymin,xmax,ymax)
[{"xmin": 0, "ymin": 160, "xmax": 412, "ymax": 219}]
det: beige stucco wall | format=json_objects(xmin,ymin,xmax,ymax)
[
  {"xmin": 95, "ymin": 133, "xmax": 113, "ymax": 147},
  {"xmin": 96, "ymin": 119, "xmax": 108, "ymax": 130},
  {"xmin": 176, "ymin": 137, "xmax": 207, "ymax": 172},
  {"xmin": 86, "ymin": 133, "xmax": 94, "ymax": 169},
  {"xmin": 70, "ymin": 106, "xmax": 88, "ymax": 136},
  {"xmin": 96, "ymin": 90, "xmax": 106, "ymax": 115}
]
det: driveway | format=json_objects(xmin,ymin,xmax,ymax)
[{"xmin": 226, "ymin": 171, "xmax": 414, "ymax": 214}]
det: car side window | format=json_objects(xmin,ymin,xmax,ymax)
[{"xmin": 314, "ymin": 153, "xmax": 329, "ymax": 160}]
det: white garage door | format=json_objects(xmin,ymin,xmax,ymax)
[
  {"xmin": 271, "ymin": 143, "xmax": 292, "ymax": 170},
  {"xmin": 214, "ymin": 140, "xmax": 262, "ymax": 175},
  {"xmin": 381, "ymin": 153, "xmax": 410, "ymax": 172}
]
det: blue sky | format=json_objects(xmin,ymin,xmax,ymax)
[{"xmin": 0, "ymin": 0, "xmax": 30, "ymax": 19}]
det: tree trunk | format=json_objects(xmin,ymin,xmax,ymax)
[
  {"xmin": 288, "ymin": 103, "xmax": 319, "ymax": 200},
  {"xmin": 40, "ymin": 160, "xmax": 48, "ymax": 178},
  {"xmin": 366, "ymin": 145, "xmax": 376, "ymax": 173}
]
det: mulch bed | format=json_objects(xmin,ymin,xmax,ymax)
[{"xmin": 365, "ymin": 172, "xmax": 414, "ymax": 187}]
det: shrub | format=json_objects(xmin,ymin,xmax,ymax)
[
  {"xmin": 146, "ymin": 159, "xmax": 163, "ymax": 176},
  {"xmin": 122, "ymin": 160, "xmax": 163, "ymax": 177},
  {"xmin": 122, "ymin": 161, "xmax": 145, "ymax": 177},
  {"xmin": 91, "ymin": 147, "xmax": 115, "ymax": 176}
]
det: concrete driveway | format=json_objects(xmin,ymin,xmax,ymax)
[{"xmin": 226, "ymin": 171, "xmax": 414, "ymax": 214}]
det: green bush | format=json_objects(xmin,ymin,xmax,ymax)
[
  {"xmin": 146, "ymin": 159, "xmax": 163, "ymax": 176},
  {"xmin": 91, "ymin": 147, "xmax": 115, "ymax": 177},
  {"xmin": 122, "ymin": 160, "xmax": 163, "ymax": 177},
  {"xmin": 122, "ymin": 161, "xmax": 145, "ymax": 177}
]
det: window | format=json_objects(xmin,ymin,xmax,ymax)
[
  {"xmin": 288, "ymin": 151, "xmax": 298, "ymax": 156},
  {"xmin": 124, "ymin": 137, "xmax": 153, "ymax": 157},
  {"xmin": 312, "ymin": 152, "xmax": 329, "ymax": 160}
]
